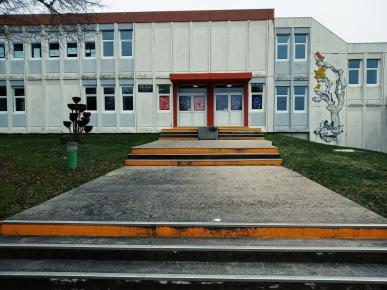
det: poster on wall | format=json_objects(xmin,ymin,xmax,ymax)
[
  {"xmin": 194, "ymin": 96, "xmax": 205, "ymax": 111},
  {"xmin": 179, "ymin": 96, "xmax": 191, "ymax": 111},
  {"xmin": 231, "ymin": 95, "xmax": 242, "ymax": 110},
  {"xmin": 159, "ymin": 96, "xmax": 170, "ymax": 110}
]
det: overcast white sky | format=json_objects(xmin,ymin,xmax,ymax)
[{"xmin": 98, "ymin": 0, "xmax": 386, "ymax": 43}]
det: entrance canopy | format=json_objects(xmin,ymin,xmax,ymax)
[{"xmin": 170, "ymin": 73, "xmax": 252, "ymax": 127}]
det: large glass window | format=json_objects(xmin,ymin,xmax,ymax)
[
  {"xmin": 122, "ymin": 86, "xmax": 133, "ymax": 111},
  {"xmin": 276, "ymin": 86, "xmax": 288, "ymax": 112},
  {"xmin": 103, "ymin": 87, "xmax": 115, "ymax": 111},
  {"xmin": 179, "ymin": 96, "xmax": 191, "ymax": 111},
  {"xmin": 31, "ymin": 43, "xmax": 41, "ymax": 59},
  {"xmin": 67, "ymin": 42, "xmax": 77, "ymax": 58},
  {"xmin": 49, "ymin": 43, "xmax": 60, "ymax": 58},
  {"xmin": 367, "ymin": 59, "xmax": 379, "ymax": 85},
  {"xmin": 84, "ymin": 42, "xmax": 96, "ymax": 58},
  {"xmin": 348, "ymin": 59, "xmax": 361, "ymax": 85},
  {"xmin": 251, "ymin": 84, "xmax": 263, "ymax": 110},
  {"xmin": 158, "ymin": 85, "xmax": 170, "ymax": 111},
  {"xmin": 216, "ymin": 95, "xmax": 228, "ymax": 111},
  {"xmin": 13, "ymin": 43, "xmax": 24, "ymax": 59},
  {"xmin": 102, "ymin": 31, "xmax": 114, "ymax": 57},
  {"xmin": 13, "ymin": 87, "xmax": 25, "ymax": 112},
  {"xmin": 120, "ymin": 30, "xmax": 132, "ymax": 57},
  {"xmin": 0, "ymin": 86, "xmax": 7, "ymax": 112},
  {"xmin": 294, "ymin": 86, "xmax": 307, "ymax": 112},
  {"xmin": 85, "ymin": 87, "xmax": 97, "ymax": 111},
  {"xmin": 0, "ymin": 43, "xmax": 5, "ymax": 58},
  {"xmin": 294, "ymin": 34, "xmax": 307, "ymax": 60},
  {"xmin": 276, "ymin": 34, "xmax": 289, "ymax": 60}
]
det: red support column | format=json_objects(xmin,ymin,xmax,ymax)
[
  {"xmin": 173, "ymin": 84, "xmax": 178, "ymax": 127},
  {"xmin": 207, "ymin": 83, "xmax": 214, "ymax": 126},
  {"xmin": 243, "ymin": 82, "xmax": 249, "ymax": 127}
]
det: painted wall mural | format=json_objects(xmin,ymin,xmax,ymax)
[{"xmin": 313, "ymin": 52, "xmax": 346, "ymax": 142}]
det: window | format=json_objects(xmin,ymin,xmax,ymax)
[
  {"xmin": 0, "ymin": 86, "xmax": 7, "ymax": 112},
  {"xmin": 85, "ymin": 87, "xmax": 97, "ymax": 111},
  {"xmin": 67, "ymin": 42, "xmax": 77, "ymax": 58},
  {"xmin": 179, "ymin": 95, "xmax": 191, "ymax": 111},
  {"xmin": 158, "ymin": 85, "xmax": 170, "ymax": 111},
  {"xmin": 138, "ymin": 84, "xmax": 153, "ymax": 92},
  {"xmin": 348, "ymin": 59, "xmax": 361, "ymax": 85},
  {"xmin": 30, "ymin": 43, "xmax": 41, "ymax": 59},
  {"xmin": 84, "ymin": 42, "xmax": 96, "ymax": 58},
  {"xmin": 294, "ymin": 34, "xmax": 307, "ymax": 60},
  {"xmin": 102, "ymin": 31, "xmax": 114, "ymax": 57},
  {"xmin": 13, "ymin": 43, "xmax": 24, "ymax": 59},
  {"xmin": 276, "ymin": 34, "xmax": 289, "ymax": 60},
  {"xmin": 13, "ymin": 87, "xmax": 25, "ymax": 112},
  {"xmin": 294, "ymin": 86, "xmax": 307, "ymax": 112},
  {"xmin": 122, "ymin": 86, "xmax": 133, "ymax": 111},
  {"xmin": 276, "ymin": 86, "xmax": 288, "ymax": 112},
  {"xmin": 0, "ymin": 43, "xmax": 5, "ymax": 58},
  {"xmin": 251, "ymin": 84, "xmax": 263, "ymax": 110},
  {"xmin": 49, "ymin": 43, "xmax": 60, "ymax": 58},
  {"xmin": 367, "ymin": 59, "xmax": 379, "ymax": 85},
  {"xmin": 120, "ymin": 30, "xmax": 132, "ymax": 57},
  {"xmin": 103, "ymin": 87, "xmax": 115, "ymax": 111}
]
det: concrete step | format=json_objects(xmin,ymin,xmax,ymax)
[
  {"xmin": 126, "ymin": 153, "xmax": 281, "ymax": 160},
  {"xmin": 131, "ymin": 147, "xmax": 279, "ymax": 154},
  {"xmin": 125, "ymin": 159, "xmax": 283, "ymax": 166}
]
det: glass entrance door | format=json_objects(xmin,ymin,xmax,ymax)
[
  {"xmin": 215, "ymin": 94, "xmax": 243, "ymax": 126},
  {"xmin": 178, "ymin": 94, "xmax": 206, "ymax": 126}
]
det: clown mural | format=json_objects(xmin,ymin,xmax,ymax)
[{"xmin": 313, "ymin": 52, "xmax": 346, "ymax": 142}]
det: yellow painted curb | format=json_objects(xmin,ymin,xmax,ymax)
[
  {"xmin": 125, "ymin": 159, "xmax": 283, "ymax": 166},
  {"xmin": 131, "ymin": 148, "xmax": 279, "ymax": 155}
]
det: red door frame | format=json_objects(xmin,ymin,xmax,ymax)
[{"xmin": 170, "ymin": 73, "xmax": 252, "ymax": 127}]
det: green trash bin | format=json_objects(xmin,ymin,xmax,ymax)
[{"xmin": 66, "ymin": 142, "xmax": 78, "ymax": 170}]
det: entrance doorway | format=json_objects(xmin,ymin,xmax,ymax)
[
  {"xmin": 178, "ymin": 94, "xmax": 206, "ymax": 126},
  {"xmin": 215, "ymin": 93, "xmax": 243, "ymax": 126}
]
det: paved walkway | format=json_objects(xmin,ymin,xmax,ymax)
[{"xmin": 7, "ymin": 166, "xmax": 386, "ymax": 224}]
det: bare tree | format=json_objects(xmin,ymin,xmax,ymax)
[{"xmin": 0, "ymin": 0, "xmax": 104, "ymax": 54}]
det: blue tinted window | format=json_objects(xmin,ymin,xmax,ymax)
[
  {"xmin": 277, "ymin": 96, "xmax": 287, "ymax": 111},
  {"xmin": 295, "ymin": 96, "xmax": 305, "ymax": 111},
  {"xmin": 103, "ymin": 42, "xmax": 114, "ymax": 57},
  {"xmin": 348, "ymin": 70, "xmax": 359, "ymax": 85},
  {"xmin": 295, "ymin": 45, "xmax": 305, "ymax": 59},
  {"xmin": 216, "ymin": 95, "xmax": 228, "ymax": 111},
  {"xmin": 367, "ymin": 70, "xmax": 377, "ymax": 85},
  {"xmin": 295, "ymin": 34, "xmax": 306, "ymax": 43},
  {"xmin": 367, "ymin": 59, "xmax": 378, "ymax": 68},
  {"xmin": 120, "ymin": 30, "xmax": 132, "ymax": 40},
  {"xmin": 121, "ymin": 42, "xmax": 132, "ymax": 57},
  {"xmin": 0, "ymin": 43, "xmax": 4, "ymax": 58},
  {"xmin": 277, "ymin": 45, "xmax": 288, "ymax": 59},
  {"xmin": 294, "ymin": 86, "xmax": 306, "ymax": 95},
  {"xmin": 277, "ymin": 34, "xmax": 289, "ymax": 43},
  {"xmin": 252, "ymin": 95, "xmax": 262, "ymax": 110},
  {"xmin": 102, "ymin": 31, "xmax": 114, "ymax": 40},
  {"xmin": 179, "ymin": 96, "xmax": 191, "ymax": 111},
  {"xmin": 276, "ymin": 86, "xmax": 288, "ymax": 95},
  {"xmin": 231, "ymin": 95, "xmax": 242, "ymax": 111},
  {"xmin": 348, "ymin": 59, "xmax": 361, "ymax": 68}
]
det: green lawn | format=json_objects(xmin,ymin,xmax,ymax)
[
  {"xmin": 0, "ymin": 134, "xmax": 158, "ymax": 219},
  {"xmin": 266, "ymin": 134, "xmax": 387, "ymax": 217},
  {"xmin": 0, "ymin": 133, "xmax": 386, "ymax": 220}
]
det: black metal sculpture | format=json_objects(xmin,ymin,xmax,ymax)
[{"xmin": 63, "ymin": 96, "xmax": 93, "ymax": 141}]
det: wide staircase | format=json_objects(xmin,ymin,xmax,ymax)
[{"xmin": 126, "ymin": 127, "xmax": 283, "ymax": 166}]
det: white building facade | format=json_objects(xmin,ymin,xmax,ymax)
[{"xmin": 0, "ymin": 9, "xmax": 386, "ymax": 153}]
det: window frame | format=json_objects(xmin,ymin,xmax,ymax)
[
  {"xmin": 119, "ymin": 30, "xmax": 133, "ymax": 58},
  {"xmin": 84, "ymin": 41, "xmax": 96, "ymax": 59},
  {"xmin": 294, "ymin": 34, "xmax": 307, "ymax": 61},
  {"xmin": 66, "ymin": 41, "xmax": 78, "ymax": 58},
  {"xmin": 101, "ymin": 30, "xmax": 115, "ymax": 59},
  {"xmin": 85, "ymin": 86, "xmax": 97, "ymax": 112},
  {"xmin": 348, "ymin": 59, "xmax": 362, "ymax": 87},
  {"xmin": 0, "ymin": 85, "xmax": 7, "ymax": 113},
  {"xmin": 293, "ymin": 86, "xmax": 307, "ymax": 113},
  {"xmin": 276, "ymin": 34, "xmax": 290, "ymax": 61},
  {"xmin": 0, "ymin": 43, "xmax": 6, "ymax": 59},
  {"xmin": 30, "ymin": 42, "xmax": 42, "ymax": 59},
  {"xmin": 275, "ymin": 86, "xmax": 289, "ymax": 113},
  {"xmin": 13, "ymin": 43, "xmax": 24, "ymax": 60},
  {"xmin": 366, "ymin": 59, "xmax": 379, "ymax": 86},
  {"xmin": 13, "ymin": 87, "xmax": 25, "ymax": 113},
  {"xmin": 157, "ymin": 84, "xmax": 171, "ymax": 112},
  {"xmin": 250, "ymin": 83, "xmax": 264, "ymax": 112},
  {"xmin": 48, "ymin": 42, "xmax": 60, "ymax": 59},
  {"xmin": 103, "ymin": 86, "xmax": 115, "ymax": 112},
  {"xmin": 121, "ymin": 86, "xmax": 134, "ymax": 112}
]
